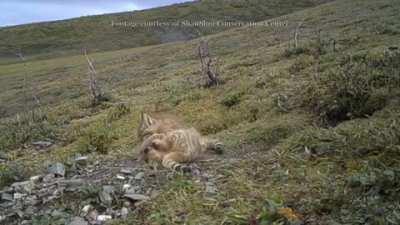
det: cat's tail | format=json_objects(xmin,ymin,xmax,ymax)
[{"xmin": 201, "ymin": 138, "xmax": 224, "ymax": 154}]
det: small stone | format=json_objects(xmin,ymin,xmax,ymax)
[
  {"xmin": 122, "ymin": 184, "xmax": 131, "ymax": 193},
  {"xmin": 123, "ymin": 201, "xmax": 131, "ymax": 207},
  {"xmin": 134, "ymin": 172, "xmax": 145, "ymax": 180},
  {"xmin": 205, "ymin": 182, "xmax": 218, "ymax": 195},
  {"xmin": 75, "ymin": 156, "xmax": 88, "ymax": 162},
  {"xmin": 125, "ymin": 186, "xmax": 140, "ymax": 195},
  {"xmin": 86, "ymin": 210, "xmax": 98, "ymax": 224},
  {"xmin": 124, "ymin": 194, "xmax": 149, "ymax": 202},
  {"xmin": 1, "ymin": 192, "xmax": 13, "ymax": 201},
  {"xmin": 13, "ymin": 193, "xmax": 26, "ymax": 200},
  {"xmin": 69, "ymin": 216, "xmax": 88, "ymax": 225},
  {"xmin": 30, "ymin": 175, "xmax": 41, "ymax": 183},
  {"xmin": 25, "ymin": 195, "xmax": 39, "ymax": 206},
  {"xmin": 120, "ymin": 207, "xmax": 129, "ymax": 219},
  {"xmin": 116, "ymin": 175, "xmax": 126, "ymax": 180},
  {"xmin": 48, "ymin": 163, "xmax": 65, "ymax": 177},
  {"xmin": 99, "ymin": 186, "xmax": 115, "ymax": 206},
  {"xmin": 120, "ymin": 168, "xmax": 134, "ymax": 175},
  {"xmin": 12, "ymin": 181, "xmax": 35, "ymax": 194},
  {"xmin": 32, "ymin": 141, "xmax": 53, "ymax": 149},
  {"xmin": 42, "ymin": 173, "xmax": 55, "ymax": 183},
  {"xmin": 52, "ymin": 210, "xmax": 66, "ymax": 218},
  {"xmin": 97, "ymin": 215, "xmax": 112, "ymax": 222},
  {"xmin": 81, "ymin": 205, "xmax": 92, "ymax": 217}
]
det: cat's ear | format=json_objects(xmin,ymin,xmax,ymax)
[
  {"xmin": 142, "ymin": 112, "xmax": 156, "ymax": 127},
  {"xmin": 138, "ymin": 112, "xmax": 157, "ymax": 137}
]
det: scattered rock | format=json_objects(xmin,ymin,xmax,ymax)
[
  {"xmin": 86, "ymin": 209, "xmax": 98, "ymax": 224},
  {"xmin": 122, "ymin": 184, "xmax": 131, "ymax": 193},
  {"xmin": 12, "ymin": 181, "xmax": 35, "ymax": 194},
  {"xmin": 32, "ymin": 141, "xmax": 53, "ymax": 149},
  {"xmin": 13, "ymin": 193, "xmax": 27, "ymax": 200},
  {"xmin": 48, "ymin": 163, "xmax": 66, "ymax": 177},
  {"xmin": 1, "ymin": 192, "xmax": 14, "ymax": 201},
  {"xmin": 42, "ymin": 173, "xmax": 56, "ymax": 183},
  {"xmin": 125, "ymin": 186, "xmax": 140, "ymax": 195},
  {"xmin": 99, "ymin": 186, "xmax": 115, "ymax": 206},
  {"xmin": 97, "ymin": 215, "xmax": 112, "ymax": 222},
  {"xmin": 124, "ymin": 193, "xmax": 149, "ymax": 202},
  {"xmin": 29, "ymin": 175, "xmax": 41, "ymax": 183},
  {"xmin": 120, "ymin": 168, "xmax": 135, "ymax": 175},
  {"xmin": 205, "ymin": 182, "xmax": 218, "ymax": 195},
  {"xmin": 70, "ymin": 216, "xmax": 88, "ymax": 225},
  {"xmin": 62, "ymin": 179, "xmax": 86, "ymax": 192},
  {"xmin": 134, "ymin": 172, "xmax": 145, "ymax": 180},
  {"xmin": 116, "ymin": 175, "xmax": 126, "ymax": 180},
  {"xmin": 81, "ymin": 205, "xmax": 92, "ymax": 217},
  {"xmin": 74, "ymin": 156, "xmax": 89, "ymax": 166},
  {"xmin": 120, "ymin": 207, "xmax": 129, "ymax": 219}
]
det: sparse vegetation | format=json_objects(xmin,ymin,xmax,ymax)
[{"xmin": 1, "ymin": 0, "xmax": 400, "ymax": 224}]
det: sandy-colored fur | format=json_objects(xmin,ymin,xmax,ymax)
[
  {"xmin": 137, "ymin": 113, "xmax": 223, "ymax": 170},
  {"xmin": 137, "ymin": 112, "xmax": 182, "ymax": 141}
]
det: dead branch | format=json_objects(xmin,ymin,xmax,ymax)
[
  {"xmin": 198, "ymin": 40, "xmax": 221, "ymax": 87},
  {"xmin": 84, "ymin": 49, "xmax": 105, "ymax": 106}
]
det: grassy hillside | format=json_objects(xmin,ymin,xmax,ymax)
[
  {"xmin": 0, "ymin": 0, "xmax": 331, "ymax": 64},
  {"xmin": 1, "ymin": 0, "xmax": 400, "ymax": 224}
]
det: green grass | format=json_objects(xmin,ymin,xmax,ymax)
[{"xmin": 1, "ymin": 0, "xmax": 400, "ymax": 224}]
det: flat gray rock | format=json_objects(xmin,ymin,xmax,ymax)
[
  {"xmin": 1, "ymin": 192, "xmax": 13, "ymax": 201},
  {"xmin": 47, "ymin": 163, "xmax": 65, "ymax": 177},
  {"xmin": 99, "ymin": 186, "xmax": 115, "ymax": 206},
  {"xmin": 134, "ymin": 172, "xmax": 145, "ymax": 180}
]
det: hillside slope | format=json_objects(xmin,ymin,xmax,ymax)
[
  {"xmin": 0, "ymin": 0, "xmax": 331, "ymax": 64},
  {"xmin": 1, "ymin": 0, "xmax": 400, "ymax": 224}
]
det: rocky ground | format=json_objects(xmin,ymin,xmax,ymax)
[{"xmin": 0, "ymin": 153, "xmax": 222, "ymax": 225}]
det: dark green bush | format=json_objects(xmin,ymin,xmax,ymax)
[
  {"xmin": 300, "ymin": 49, "xmax": 400, "ymax": 125},
  {"xmin": 283, "ymin": 46, "xmax": 310, "ymax": 58},
  {"xmin": 221, "ymin": 92, "xmax": 243, "ymax": 108}
]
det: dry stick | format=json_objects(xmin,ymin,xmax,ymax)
[
  {"xmin": 198, "ymin": 40, "xmax": 220, "ymax": 87},
  {"xmin": 84, "ymin": 50, "xmax": 103, "ymax": 105},
  {"xmin": 294, "ymin": 19, "xmax": 305, "ymax": 49}
]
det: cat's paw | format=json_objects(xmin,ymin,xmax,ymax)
[{"xmin": 174, "ymin": 164, "xmax": 192, "ymax": 173}]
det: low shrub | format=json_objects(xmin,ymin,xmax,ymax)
[
  {"xmin": 0, "ymin": 109, "xmax": 56, "ymax": 151},
  {"xmin": 0, "ymin": 163, "xmax": 30, "ymax": 188},
  {"xmin": 77, "ymin": 121, "xmax": 114, "ymax": 154},
  {"xmin": 220, "ymin": 92, "xmax": 244, "ymax": 108},
  {"xmin": 106, "ymin": 103, "xmax": 130, "ymax": 122},
  {"xmin": 299, "ymin": 49, "xmax": 400, "ymax": 125}
]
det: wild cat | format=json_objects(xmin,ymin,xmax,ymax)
[{"xmin": 137, "ymin": 112, "xmax": 223, "ymax": 171}]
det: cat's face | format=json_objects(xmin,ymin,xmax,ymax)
[{"xmin": 138, "ymin": 134, "xmax": 170, "ymax": 163}]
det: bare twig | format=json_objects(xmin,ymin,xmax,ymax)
[
  {"xmin": 198, "ymin": 40, "xmax": 221, "ymax": 87},
  {"xmin": 84, "ymin": 49, "xmax": 105, "ymax": 106}
]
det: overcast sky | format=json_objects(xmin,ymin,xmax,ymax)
[{"xmin": 0, "ymin": 0, "xmax": 193, "ymax": 27}]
